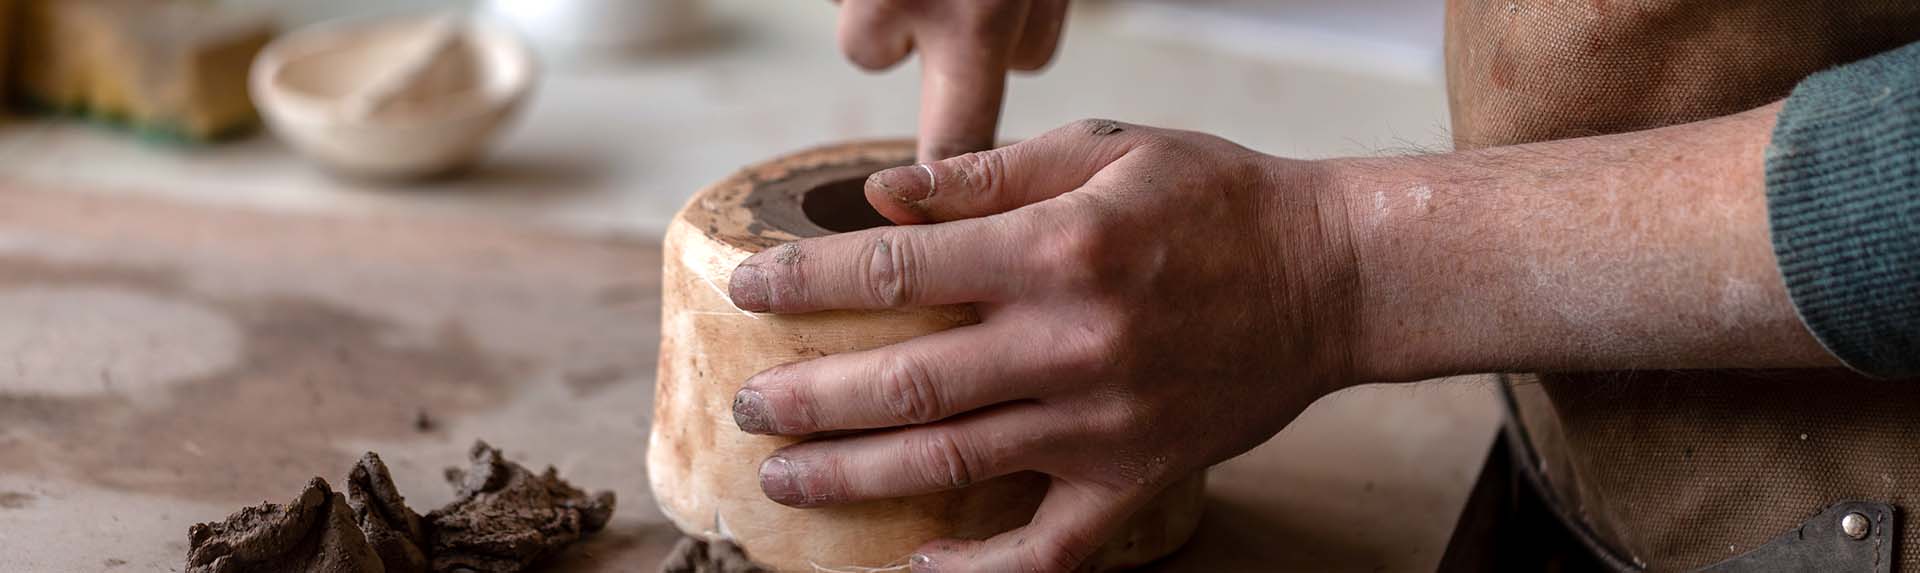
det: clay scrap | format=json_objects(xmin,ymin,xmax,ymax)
[
  {"xmin": 659, "ymin": 538, "xmax": 768, "ymax": 573},
  {"xmin": 187, "ymin": 441, "xmax": 615, "ymax": 573}
]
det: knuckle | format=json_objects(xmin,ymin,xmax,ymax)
[
  {"xmin": 862, "ymin": 231, "xmax": 917, "ymax": 307},
  {"xmin": 1071, "ymin": 390, "xmax": 1142, "ymax": 442},
  {"xmin": 1135, "ymin": 132, "xmax": 1189, "ymax": 159},
  {"xmin": 762, "ymin": 243, "xmax": 810, "ymax": 311},
  {"xmin": 949, "ymin": 151, "xmax": 1008, "ymax": 205},
  {"xmin": 1039, "ymin": 215, "xmax": 1114, "ymax": 291},
  {"xmin": 1058, "ymin": 318, "xmax": 1124, "ymax": 376},
  {"xmin": 917, "ymin": 432, "xmax": 983, "ymax": 490},
  {"xmin": 877, "ymin": 353, "xmax": 944, "ymax": 424}
]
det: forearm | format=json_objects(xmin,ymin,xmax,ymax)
[{"xmin": 1333, "ymin": 101, "xmax": 1838, "ymax": 382}]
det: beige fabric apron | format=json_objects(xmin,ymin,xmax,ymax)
[{"xmin": 1446, "ymin": 1, "xmax": 1920, "ymax": 569}]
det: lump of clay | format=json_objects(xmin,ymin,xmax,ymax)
[
  {"xmin": 347, "ymin": 453, "xmax": 429, "ymax": 573},
  {"xmin": 425, "ymin": 441, "xmax": 617, "ymax": 573},
  {"xmin": 185, "ymin": 478, "xmax": 384, "ymax": 573},
  {"xmin": 660, "ymin": 537, "xmax": 768, "ymax": 573},
  {"xmin": 188, "ymin": 442, "xmax": 613, "ymax": 573}
]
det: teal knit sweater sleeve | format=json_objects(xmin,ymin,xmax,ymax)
[{"xmin": 1766, "ymin": 40, "xmax": 1920, "ymax": 379}]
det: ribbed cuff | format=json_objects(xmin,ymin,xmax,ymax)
[{"xmin": 1765, "ymin": 41, "xmax": 1920, "ymax": 379}]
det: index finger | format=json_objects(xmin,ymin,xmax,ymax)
[
  {"xmin": 727, "ymin": 217, "xmax": 1034, "ymax": 313},
  {"xmin": 914, "ymin": 0, "xmax": 1029, "ymax": 164},
  {"xmin": 917, "ymin": 51, "xmax": 1006, "ymax": 162}
]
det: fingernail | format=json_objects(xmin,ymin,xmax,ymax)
[
  {"xmin": 733, "ymin": 388, "xmax": 774, "ymax": 434},
  {"xmin": 729, "ymin": 264, "xmax": 769, "ymax": 311},
  {"xmin": 759, "ymin": 456, "xmax": 807, "ymax": 506},
  {"xmin": 910, "ymin": 553, "xmax": 936, "ymax": 572},
  {"xmin": 868, "ymin": 165, "xmax": 933, "ymax": 203}
]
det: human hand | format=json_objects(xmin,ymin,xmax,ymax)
[
  {"xmin": 726, "ymin": 120, "xmax": 1367, "ymax": 571},
  {"xmin": 835, "ymin": 0, "xmax": 1069, "ymax": 162}
]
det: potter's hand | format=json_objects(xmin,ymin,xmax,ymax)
[
  {"xmin": 836, "ymin": 0, "xmax": 1068, "ymax": 162},
  {"xmin": 726, "ymin": 120, "xmax": 1364, "ymax": 571}
]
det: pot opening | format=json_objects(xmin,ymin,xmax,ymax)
[{"xmin": 801, "ymin": 175, "xmax": 893, "ymax": 233}]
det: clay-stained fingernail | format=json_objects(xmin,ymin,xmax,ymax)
[
  {"xmin": 868, "ymin": 165, "xmax": 933, "ymax": 204},
  {"xmin": 733, "ymin": 388, "xmax": 775, "ymax": 434},
  {"xmin": 729, "ymin": 264, "xmax": 770, "ymax": 311},
  {"xmin": 759, "ymin": 456, "xmax": 808, "ymax": 506},
  {"xmin": 910, "ymin": 553, "xmax": 936, "ymax": 572}
]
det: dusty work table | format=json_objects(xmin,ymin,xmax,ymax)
[{"xmin": 0, "ymin": 0, "xmax": 1497, "ymax": 570}]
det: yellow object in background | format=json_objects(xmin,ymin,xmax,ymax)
[{"xmin": 13, "ymin": 0, "xmax": 275, "ymax": 142}]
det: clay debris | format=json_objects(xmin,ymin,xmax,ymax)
[
  {"xmin": 660, "ymin": 537, "xmax": 767, "ymax": 573},
  {"xmin": 429, "ymin": 443, "xmax": 617, "ymax": 572},
  {"xmin": 187, "ymin": 441, "xmax": 615, "ymax": 573}
]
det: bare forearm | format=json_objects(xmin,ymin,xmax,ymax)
[{"xmin": 1335, "ymin": 101, "xmax": 1837, "ymax": 381}]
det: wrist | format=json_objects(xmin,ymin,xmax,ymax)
[
  {"xmin": 1321, "ymin": 154, "xmax": 1465, "ymax": 383},
  {"xmin": 1249, "ymin": 153, "xmax": 1389, "ymax": 393}
]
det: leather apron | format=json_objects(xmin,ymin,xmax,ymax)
[{"xmin": 1446, "ymin": 0, "xmax": 1920, "ymax": 570}]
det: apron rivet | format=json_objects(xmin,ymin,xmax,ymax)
[{"xmin": 1841, "ymin": 512, "xmax": 1871, "ymax": 540}]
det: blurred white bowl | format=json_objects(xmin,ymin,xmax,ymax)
[
  {"xmin": 485, "ymin": 0, "xmax": 701, "ymax": 62},
  {"xmin": 251, "ymin": 12, "xmax": 539, "ymax": 180}
]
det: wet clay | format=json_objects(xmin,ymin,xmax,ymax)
[
  {"xmin": 428, "ymin": 441, "xmax": 617, "ymax": 572},
  {"xmin": 682, "ymin": 142, "xmax": 912, "ymax": 252},
  {"xmin": 349, "ymin": 454, "xmax": 428, "ymax": 572},
  {"xmin": 187, "ymin": 442, "xmax": 614, "ymax": 573},
  {"xmin": 185, "ymin": 477, "xmax": 384, "ymax": 573},
  {"xmin": 658, "ymin": 537, "xmax": 766, "ymax": 573}
]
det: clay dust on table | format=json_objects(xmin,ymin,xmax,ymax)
[{"xmin": 186, "ymin": 441, "xmax": 615, "ymax": 573}]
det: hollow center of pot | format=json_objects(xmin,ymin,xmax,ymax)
[{"xmin": 801, "ymin": 175, "xmax": 894, "ymax": 233}]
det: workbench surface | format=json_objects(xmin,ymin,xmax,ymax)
[{"xmin": 0, "ymin": 1, "xmax": 1496, "ymax": 570}]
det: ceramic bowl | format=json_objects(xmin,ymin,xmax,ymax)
[{"xmin": 251, "ymin": 13, "xmax": 538, "ymax": 180}]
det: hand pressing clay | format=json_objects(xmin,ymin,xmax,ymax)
[
  {"xmin": 186, "ymin": 442, "xmax": 614, "ymax": 573},
  {"xmin": 650, "ymin": 141, "xmax": 1205, "ymax": 571}
]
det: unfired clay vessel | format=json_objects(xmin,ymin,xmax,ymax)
[{"xmin": 651, "ymin": 140, "xmax": 1206, "ymax": 572}]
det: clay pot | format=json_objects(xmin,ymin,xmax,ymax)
[
  {"xmin": 250, "ymin": 12, "xmax": 537, "ymax": 179},
  {"xmin": 650, "ymin": 140, "xmax": 1206, "ymax": 571}
]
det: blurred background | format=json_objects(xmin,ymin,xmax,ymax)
[
  {"xmin": 0, "ymin": 0, "xmax": 1451, "ymax": 235},
  {"xmin": 0, "ymin": 1, "xmax": 1492, "ymax": 571}
]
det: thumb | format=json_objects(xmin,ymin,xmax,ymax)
[
  {"xmin": 866, "ymin": 119, "xmax": 1144, "ymax": 224},
  {"xmin": 910, "ymin": 479, "xmax": 1140, "ymax": 572}
]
